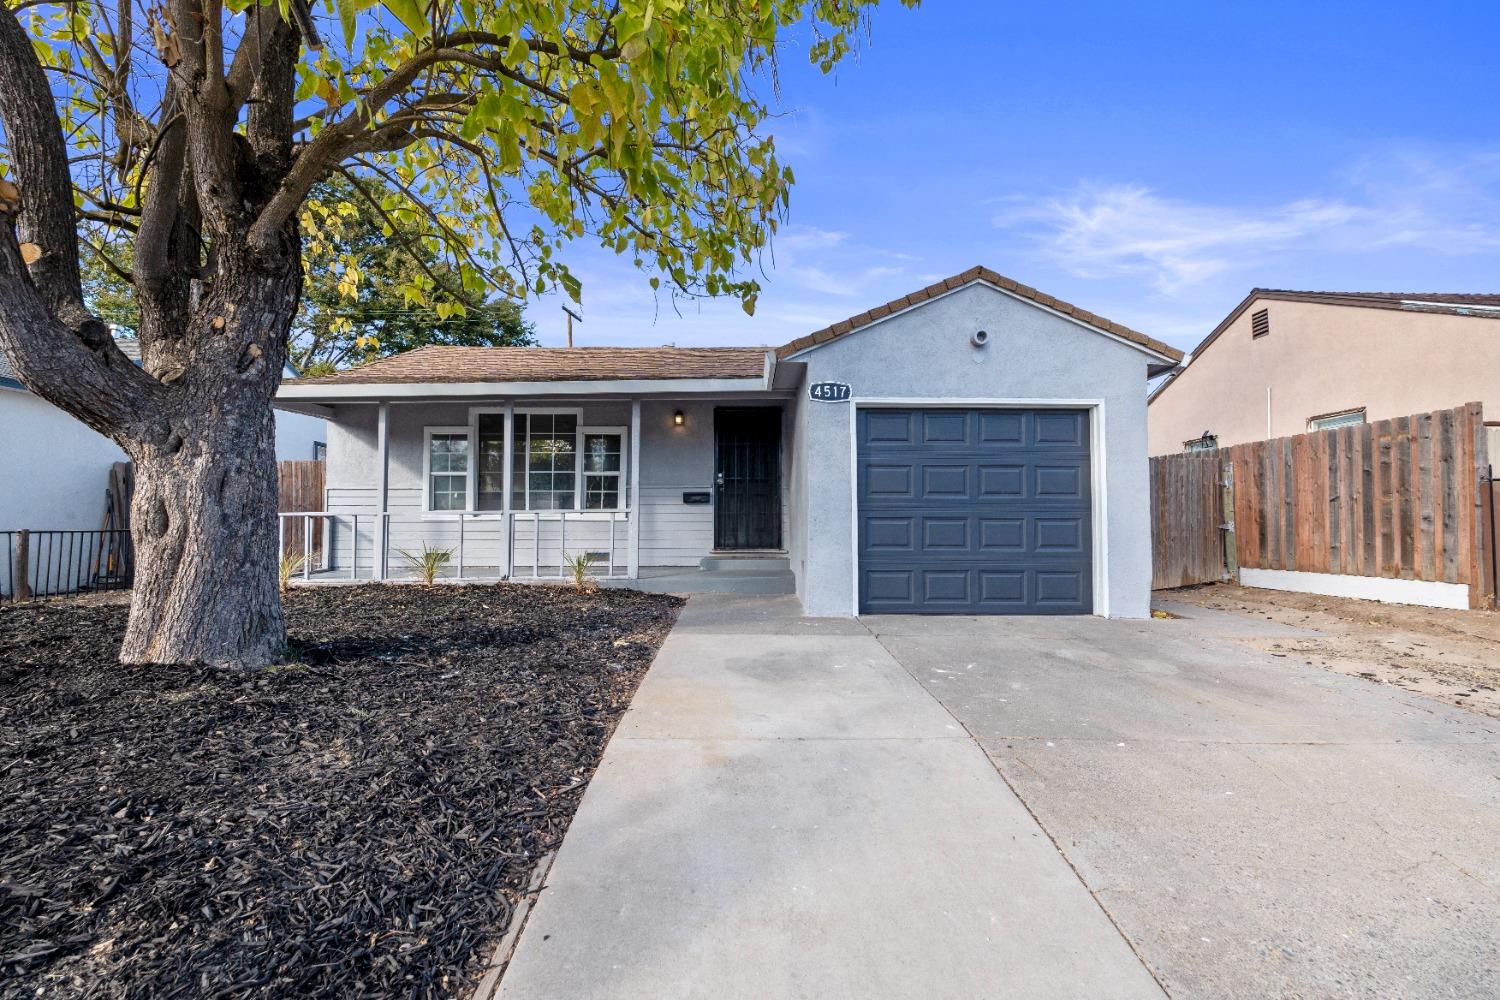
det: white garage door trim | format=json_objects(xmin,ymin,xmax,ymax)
[{"xmin": 848, "ymin": 398, "xmax": 1111, "ymax": 617}]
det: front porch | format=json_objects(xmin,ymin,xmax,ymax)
[
  {"xmin": 276, "ymin": 393, "xmax": 796, "ymax": 591},
  {"xmin": 281, "ymin": 509, "xmax": 793, "ymax": 595}
]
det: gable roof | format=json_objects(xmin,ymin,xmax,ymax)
[
  {"xmin": 1177, "ymin": 287, "xmax": 1500, "ymax": 377},
  {"xmin": 288, "ymin": 345, "xmax": 770, "ymax": 385},
  {"xmin": 281, "ymin": 266, "xmax": 1181, "ymax": 392},
  {"xmin": 774, "ymin": 265, "xmax": 1183, "ymax": 363}
]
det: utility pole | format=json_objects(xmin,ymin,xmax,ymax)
[{"xmin": 562, "ymin": 305, "xmax": 582, "ymax": 348}]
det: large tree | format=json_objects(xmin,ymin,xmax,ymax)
[
  {"xmin": 292, "ymin": 175, "xmax": 535, "ymax": 375},
  {"xmin": 0, "ymin": 0, "xmax": 908, "ymax": 667}
]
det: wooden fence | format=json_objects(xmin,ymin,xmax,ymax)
[
  {"xmin": 1152, "ymin": 403, "xmax": 1496, "ymax": 608},
  {"xmin": 1150, "ymin": 451, "xmax": 1230, "ymax": 589},
  {"xmin": 278, "ymin": 460, "xmax": 326, "ymax": 559}
]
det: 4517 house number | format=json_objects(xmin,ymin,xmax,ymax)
[{"xmin": 808, "ymin": 381, "xmax": 852, "ymax": 403}]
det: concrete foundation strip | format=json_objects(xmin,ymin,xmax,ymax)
[{"xmin": 470, "ymin": 850, "xmax": 557, "ymax": 1000}]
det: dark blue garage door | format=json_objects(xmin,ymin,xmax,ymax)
[{"xmin": 857, "ymin": 408, "xmax": 1093, "ymax": 615}]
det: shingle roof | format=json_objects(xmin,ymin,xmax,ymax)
[
  {"xmin": 775, "ymin": 265, "xmax": 1183, "ymax": 362},
  {"xmin": 1252, "ymin": 289, "xmax": 1500, "ymax": 308},
  {"xmin": 288, "ymin": 345, "xmax": 770, "ymax": 385}
]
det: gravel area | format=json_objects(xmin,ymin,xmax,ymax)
[
  {"xmin": 1162, "ymin": 583, "xmax": 1500, "ymax": 719},
  {"xmin": 0, "ymin": 584, "xmax": 682, "ymax": 999}
]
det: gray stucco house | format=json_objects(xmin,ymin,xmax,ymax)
[{"xmin": 276, "ymin": 267, "xmax": 1182, "ymax": 617}]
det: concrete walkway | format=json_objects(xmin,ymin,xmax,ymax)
[{"xmin": 497, "ymin": 596, "xmax": 1165, "ymax": 1000}]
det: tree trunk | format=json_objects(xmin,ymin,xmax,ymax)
[
  {"xmin": 121, "ymin": 394, "xmax": 285, "ymax": 667},
  {"xmin": 115, "ymin": 251, "xmax": 299, "ymax": 668}
]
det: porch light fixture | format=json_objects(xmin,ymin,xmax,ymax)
[{"xmin": 673, "ymin": 410, "xmax": 685, "ymax": 427}]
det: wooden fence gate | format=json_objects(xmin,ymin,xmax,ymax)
[
  {"xmin": 1150, "ymin": 451, "xmax": 1231, "ymax": 589},
  {"xmin": 1152, "ymin": 403, "xmax": 1496, "ymax": 608},
  {"xmin": 278, "ymin": 460, "xmax": 326, "ymax": 561}
]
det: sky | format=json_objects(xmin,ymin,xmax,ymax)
[{"xmin": 533, "ymin": 0, "xmax": 1500, "ymax": 355}]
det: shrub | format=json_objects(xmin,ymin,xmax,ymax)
[
  {"xmin": 279, "ymin": 552, "xmax": 307, "ymax": 592},
  {"xmin": 398, "ymin": 544, "xmax": 454, "ymax": 585},
  {"xmin": 562, "ymin": 551, "xmax": 597, "ymax": 590}
]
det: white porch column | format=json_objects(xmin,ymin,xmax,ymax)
[
  {"xmin": 628, "ymin": 400, "xmax": 642, "ymax": 579},
  {"xmin": 502, "ymin": 401, "xmax": 515, "ymax": 578},
  {"xmin": 375, "ymin": 401, "xmax": 389, "ymax": 580}
]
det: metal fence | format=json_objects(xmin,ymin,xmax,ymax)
[{"xmin": 2, "ymin": 529, "xmax": 134, "ymax": 602}]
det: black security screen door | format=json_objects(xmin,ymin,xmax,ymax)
[{"xmin": 714, "ymin": 408, "xmax": 782, "ymax": 550}]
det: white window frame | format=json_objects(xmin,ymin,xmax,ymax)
[
  {"xmin": 1307, "ymin": 407, "xmax": 1365, "ymax": 432},
  {"xmin": 422, "ymin": 425, "xmax": 474, "ymax": 513},
  {"xmin": 580, "ymin": 425, "xmax": 628, "ymax": 511},
  {"xmin": 513, "ymin": 407, "xmax": 584, "ymax": 512},
  {"xmin": 426, "ymin": 407, "xmax": 630, "ymax": 515}
]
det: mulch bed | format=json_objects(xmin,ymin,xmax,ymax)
[{"xmin": 0, "ymin": 584, "xmax": 682, "ymax": 999}]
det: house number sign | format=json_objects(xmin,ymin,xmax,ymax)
[{"xmin": 808, "ymin": 381, "xmax": 852, "ymax": 403}]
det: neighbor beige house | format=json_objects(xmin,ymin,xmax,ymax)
[{"xmin": 1148, "ymin": 290, "xmax": 1500, "ymax": 458}]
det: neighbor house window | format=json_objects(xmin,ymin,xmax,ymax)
[
  {"xmin": 312, "ymin": 441, "xmax": 327, "ymax": 461},
  {"xmin": 426, "ymin": 430, "xmax": 470, "ymax": 510},
  {"xmin": 1183, "ymin": 434, "xmax": 1218, "ymax": 453},
  {"xmin": 1308, "ymin": 408, "xmax": 1365, "ymax": 432},
  {"xmin": 1251, "ymin": 308, "xmax": 1270, "ymax": 338}
]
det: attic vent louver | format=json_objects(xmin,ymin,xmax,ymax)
[{"xmin": 1251, "ymin": 308, "xmax": 1270, "ymax": 339}]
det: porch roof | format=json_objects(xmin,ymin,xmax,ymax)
[
  {"xmin": 288, "ymin": 345, "xmax": 770, "ymax": 385},
  {"xmin": 278, "ymin": 345, "xmax": 784, "ymax": 405}
]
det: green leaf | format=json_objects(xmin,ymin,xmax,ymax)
[
  {"xmin": 334, "ymin": 0, "xmax": 361, "ymax": 48},
  {"xmin": 382, "ymin": 0, "xmax": 429, "ymax": 38}
]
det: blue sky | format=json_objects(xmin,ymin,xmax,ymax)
[{"xmin": 537, "ymin": 1, "xmax": 1500, "ymax": 353}]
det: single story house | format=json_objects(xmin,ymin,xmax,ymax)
[
  {"xmin": 1148, "ymin": 289, "xmax": 1500, "ymax": 457},
  {"xmin": 1, "ymin": 338, "xmax": 327, "ymax": 534},
  {"xmin": 277, "ymin": 267, "xmax": 1182, "ymax": 617}
]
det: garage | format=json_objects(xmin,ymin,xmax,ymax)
[
  {"xmin": 856, "ymin": 407, "xmax": 1093, "ymax": 614},
  {"xmin": 777, "ymin": 266, "xmax": 1181, "ymax": 618}
]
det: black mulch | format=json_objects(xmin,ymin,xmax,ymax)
[{"xmin": 0, "ymin": 584, "xmax": 682, "ymax": 999}]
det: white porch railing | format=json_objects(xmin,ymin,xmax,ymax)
[{"xmin": 276, "ymin": 510, "xmax": 632, "ymax": 583}]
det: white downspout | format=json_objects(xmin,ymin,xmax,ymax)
[
  {"xmin": 1266, "ymin": 386, "xmax": 1273, "ymax": 439},
  {"xmin": 375, "ymin": 401, "xmax": 389, "ymax": 580},
  {"xmin": 628, "ymin": 400, "xmax": 642, "ymax": 579}
]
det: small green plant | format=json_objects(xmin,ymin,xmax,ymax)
[
  {"xmin": 562, "ymin": 550, "xmax": 597, "ymax": 590},
  {"xmin": 398, "ymin": 543, "xmax": 453, "ymax": 584},
  {"xmin": 279, "ymin": 552, "xmax": 306, "ymax": 591}
]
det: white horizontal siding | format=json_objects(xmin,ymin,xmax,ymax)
[{"xmin": 319, "ymin": 489, "xmax": 626, "ymax": 576}]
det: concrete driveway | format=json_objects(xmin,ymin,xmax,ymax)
[{"xmin": 497, "ymin": 595, "xmax": 1500, "ymax": 1000}]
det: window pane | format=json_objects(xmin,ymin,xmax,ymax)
[
  {"xmin": 584, "ymin": 474, "xmax": 620, "ymax": 510},
  {"xmin": 1310, "ymin": 410, "xmax": 1364, "ymax": 431},
  {"xmin": 513, "ymin": 413, "xmax": 584, "ymax": 510},
  {"xmin": 584, "ymin": 434, "xmax": 622, "ymax": 472},
  {"xmin": 429, "ymin": 434, "xmax": 468, "ymax": 510}
]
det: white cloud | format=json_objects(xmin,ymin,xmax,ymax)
[
  {"xmin": 994, "ymin": 184, "xmax": 1365, "ymax": 293},
  {"xmin": 994, "ymin": 152, "xmax": 1500, "ymax": 296}
]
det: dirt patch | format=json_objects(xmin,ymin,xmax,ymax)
[
  {"xmin": 1163, "ymin": 583, "xmax": 1500, "ymax": 719},
  {"xmin": 0, "ymin": 583, "xmax": 682, "ymax": 998}
]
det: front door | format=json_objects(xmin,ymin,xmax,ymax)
[{"xmin": 714, "ymin": 407, "xmax": 782, "ymax": 550}]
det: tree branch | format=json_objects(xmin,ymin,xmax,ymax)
[{"xmin": 0, "ymin": 4, "xmax": 94, "ymax": 335}]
